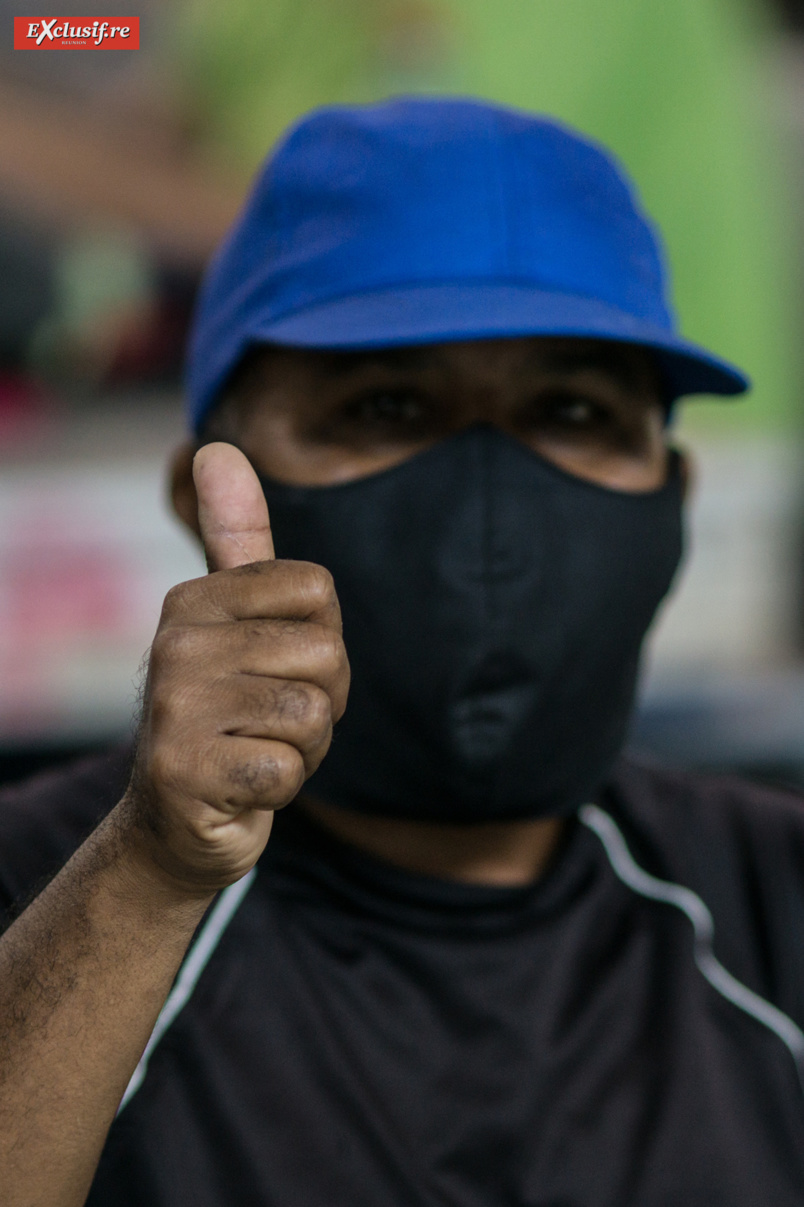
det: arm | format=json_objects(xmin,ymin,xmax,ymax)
[
  {"xmin": 0, "ymin": 444, "xmax": 349, "ymax": 1207},
  {"xmin": 0, "ymin": 809, "xmax": 215, "ymax": 1207}
]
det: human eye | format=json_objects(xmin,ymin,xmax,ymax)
[
  {"xmin": 533, "ymin": 390, "xmax": 612, "ymax": 430},
  {"xmin": 305, "ymin": 384, "xmax": 440, "ymax": 450},
  {"xmin": 522, "ymin": 386, "xmax": 656, "ymax": 457},
  {"xmin": 340, "ymin": 388, "xmax": 431, "ymax": 428}
]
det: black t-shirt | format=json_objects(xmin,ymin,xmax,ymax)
[{"xmin": 1, "ymin": 747, "xmax": 804, "ymax": 1205}]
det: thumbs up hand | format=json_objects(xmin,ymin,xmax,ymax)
[
  {"xmin": 123, "ymin": 443, "xmax": 349, "ymax": 897},
  {"xmin": 193, "ymin": 441, "xmax": 275, "ymax": 570}
]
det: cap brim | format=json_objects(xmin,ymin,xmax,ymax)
[
  {"xmin": 191, "ymin": 280, "xmax": 750, "ymax": 431},
  {"xmin": 247, "ymin": 282, "xmax": 749, "ymax": 399}
]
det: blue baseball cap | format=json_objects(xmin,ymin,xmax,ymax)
[{"xmin": 186, "ymin": 97, "xmax": 749, "ymax": 433}]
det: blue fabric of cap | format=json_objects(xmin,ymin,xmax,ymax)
[{"xmin": 186, "ymin": 97, "xmax": 749, "ymax": 432}]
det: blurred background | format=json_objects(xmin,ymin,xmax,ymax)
[{"xmin": 2, "ymin": 0, "xmax": 804, "ymax": 787}]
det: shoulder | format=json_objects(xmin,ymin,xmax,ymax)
[
  {"xmin": 608, "ymin": 752, "xmax": 804, "ymax": 867},
  {"xmin": 604, "ymin": 753, "xmax": 804, "ymax": 1004},
  {"xmin": 0, "ymin": 744, "xmax": 133, "ymax": 911}
]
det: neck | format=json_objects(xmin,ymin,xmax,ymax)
[{"xmin": 297, "ymin": 796, "xmax": 566, "ymax": 887}]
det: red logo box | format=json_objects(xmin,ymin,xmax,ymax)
[{"xmin": 14, "ymin": 16, "xmax": 139, "ymax": 48}]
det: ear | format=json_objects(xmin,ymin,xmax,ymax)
[{"xmin": 168, "ymin": 441, "xmax": 202, "ymax": 539}]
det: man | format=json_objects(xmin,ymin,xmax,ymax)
[{"xmin": 1, "ymin": 98, "xmax": 803, "ymax": 1206}]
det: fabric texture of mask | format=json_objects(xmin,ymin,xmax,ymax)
[{"xmin": 258, "ymin": 426, "xmax": 684, "ymax": 822}]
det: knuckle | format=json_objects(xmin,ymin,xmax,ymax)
[
  {"xmin": 225, "ymin": 752, "xmax": 280, "ymax": 797},
  {"xmin": 289, "ymin": 683, "xmax": 331, "ymax": 736},
  {"xmin": 298, "ymin": 561, "xmax": 335, "ymax": 610},
  {"xmin": 333, "ymin": 634, "xmax": 349, "ymax": 676},
  {"xmin": 307, "ymin": 625, "xmax": 344, "ymax": 673},
  {"xmin": 273, "ymin": 682, "xmax": 313, "ymax": 723},
  {"xmin": 304, "ymin": 684, "xmax": 333, "ymax": 734},
  {"xmin": 264, "ymin": 682, "xmax": 331, "ymax": 737},
  {"xmin": 152, "ymin": 623, "xmax": 202, "ymax": 668},
  {"xmin": 280, "ymin": 746, "xmax": 307, "ymax": 801},
  {"xmin": 225, "ymin": 744, "xmax": 304, "ymax": 807},
  {"xmin": 330, "ymin": 672, "xmax": 350, "ymax": 722},
  {"xmin": 161, "ymin": 579, "xmax": 198, "ymax": 619}
]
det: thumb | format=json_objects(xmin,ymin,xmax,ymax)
[{"xmin": 192, "ymin": 442, "xmax": 275, "ymax": 571}]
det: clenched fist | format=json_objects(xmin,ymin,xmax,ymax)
[{"xmin": 123, "ymin": 442, "xmax": 350, "ymax": 896}]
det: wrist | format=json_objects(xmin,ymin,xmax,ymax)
[{"xmin": 102, "ymin": 798, "xmax": 220, "ymax": 919}]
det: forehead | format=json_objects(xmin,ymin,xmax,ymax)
[{"xmin": 230, "ymin": 336, "xmax": 661, "ymax": 394}]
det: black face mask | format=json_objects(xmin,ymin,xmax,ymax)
[{"xmin": 258, "ymin": 425, "xmax": 684, "ymax": 822}]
